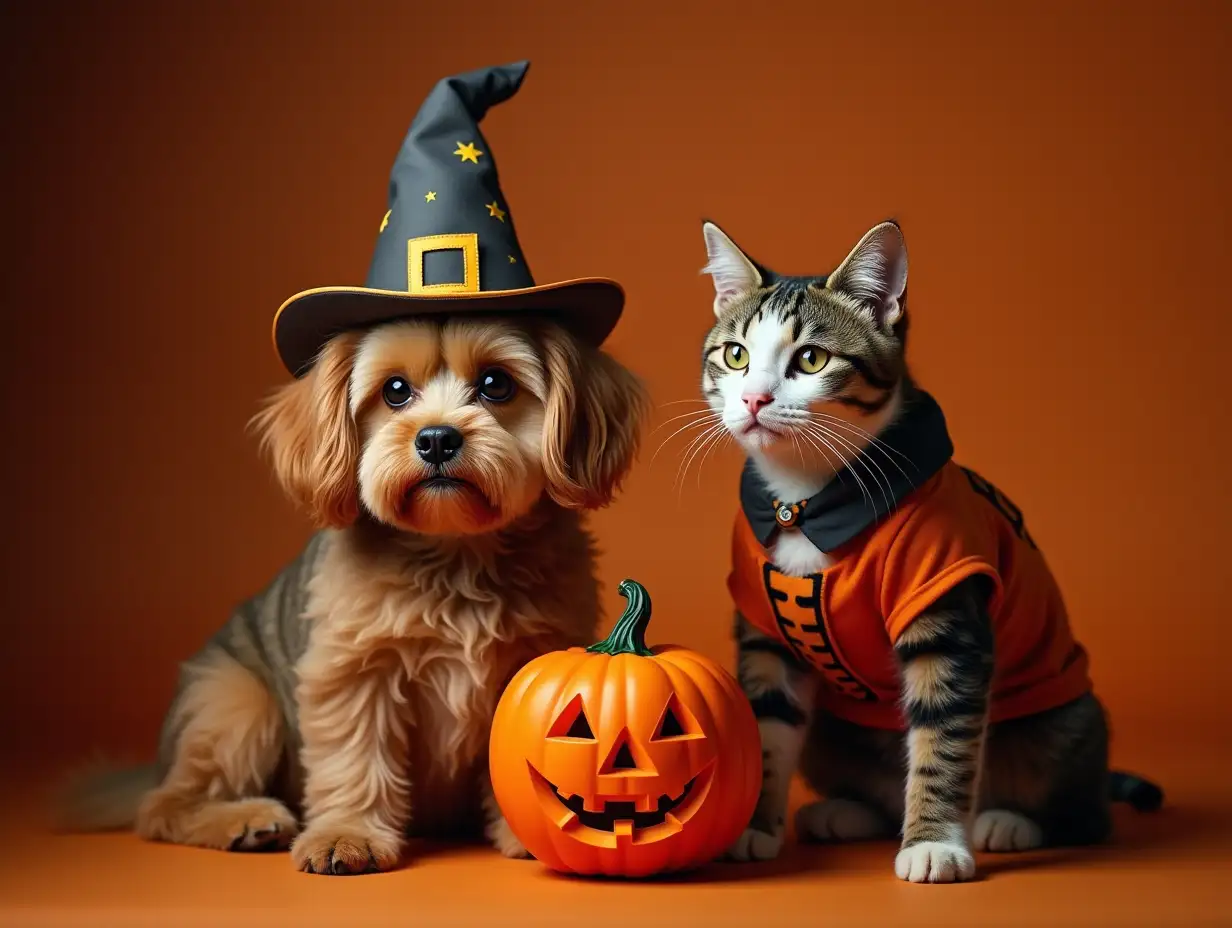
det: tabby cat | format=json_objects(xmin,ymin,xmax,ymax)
[{"xmin": 697, "ymin": 219, "xmax": 1162, "ymax": 883}]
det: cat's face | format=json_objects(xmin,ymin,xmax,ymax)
[{"xmin": 700, "ymin": 221, "xmax": 909, "ymax": 473}]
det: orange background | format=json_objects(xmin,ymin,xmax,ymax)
[{"xmin": 1, "ymin": 2, "xmax": 1230, "ymax": 924}]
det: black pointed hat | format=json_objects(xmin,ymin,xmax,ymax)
[{"xmin": 272, "ymin": 61, "xmax": 624, "ymax": 376}]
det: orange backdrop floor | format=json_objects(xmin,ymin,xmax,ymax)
[{"xmin": 2, "ymin": 738, "xmax": 1228, "ymax": 928}]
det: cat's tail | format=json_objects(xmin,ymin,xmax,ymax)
[
  {"xmin": 52, "ymin": 762, "xmax": 161, "ymax": 832},
  {"xmin": 1109, "ymin": 770, "xmax": 1164, "ymax": 812}
]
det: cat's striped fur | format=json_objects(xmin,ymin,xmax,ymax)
[{"xmin": 701, "ymin": 219, "xmax": 1162, "ymax": 882}]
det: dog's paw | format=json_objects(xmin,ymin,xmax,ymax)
[
  {"xmin": 291, "ymin": 823, "xmax": 402, "ymax": 875},
  {"xmin": 894, "ymin": 841, "xmax": 976, "ymax": 883},
  {"xmin": 136, "ymin": 794, "xmax": 298, "ymax": 852},
  {"xmin": 796, "ymin": 798, "xmax": 890, "ymax": 843},
  {"xmin": 223, "ymin": 799, "xmax": 299, "ymax": 852},
  {"xmin": 972, "ymin": 810, "xmax": 1043, "ymax": 853},
  {"xmin": 485, "ymin": 815, "xmax": 531, "ymax": 859},
  {"xmin": 726, "ymin": 825, "xmax": 785, "ymax": 862}
]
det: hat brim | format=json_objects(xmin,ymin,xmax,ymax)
[{"xmin": 272, "ymin": 277, "xmax": 625, "ymax": 377}]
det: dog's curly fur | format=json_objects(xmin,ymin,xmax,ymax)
[{"xmin": 58, "ymin": 316, "xmax": 648, "ymax": 874}]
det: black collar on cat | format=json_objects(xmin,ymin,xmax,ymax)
[{"xmin": 740, "ymin": 389, "xmax": 955, "ymax": 552}]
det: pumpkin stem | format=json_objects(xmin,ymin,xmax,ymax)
[{"xmin": 586, "ymin": 579, "xmax": 654, "ymax": 657}]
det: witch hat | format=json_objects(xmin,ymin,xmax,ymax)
[{"xmin": 272, "ymin": 60, "xmax": 624, "ymax": 377}]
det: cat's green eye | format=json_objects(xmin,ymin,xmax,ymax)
[
  {"xmin": 723, "ymin": 343, "xmax": 749, "ymax": 370},
  {"xmin": 793, "ymin": 346, "xmax": 830, "ymax": 375}
]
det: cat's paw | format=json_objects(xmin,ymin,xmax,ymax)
[
  {"xmin": 796, "ymin": 798, "xmax": 890, "ymax": 843},
  {"xmin": 894, "ymin": 841, "xmax": 976, "ymax": 883},
  {"xmin": 726, "ymin": 825, "xmax": 785, "ymax": 862},
  {"xmin": 973, "ymin": 810, "xmax": 1043, "ymax": 852}
]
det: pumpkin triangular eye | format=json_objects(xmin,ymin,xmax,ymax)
[
  {"xmin": 548, "ymin": 694, "xmax": 596, "ymax": 740},
  {"xmin": 654, "ymin": 705, "xmax": 686, "ymax": 740},
  {"xmin": 566, "ymin": 710, "xmax": 594, "ymax": 740}
]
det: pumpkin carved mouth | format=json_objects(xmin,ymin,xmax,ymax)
[
  {"xmin": 527, "ymin": 760, "xmax": 717, "ymax": 847},
  {"xmin": 546, "ymin": 776, "xmax": 698, "ymax": 832}
]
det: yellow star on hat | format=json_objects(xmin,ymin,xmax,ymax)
[{"xmin": 454, "ymin": 141, "xmax": 483, "ymax": 164}]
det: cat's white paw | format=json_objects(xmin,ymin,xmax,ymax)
[
  {"xmin": 726, "ymin": 826, "xmax": 785, "ymax": 862},
  {"xmin": 796, "ymin": 799, "xmax": 890, "ymax": 843},
  {"xmin": 894, "ymin": 841, "xmax": 976, "ymax": 883},
  {"xmin": 972, "ymin": 810, "xmax": 1043, "ymax": 852}
]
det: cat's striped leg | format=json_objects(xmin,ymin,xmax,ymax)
[
  {"xmin": 893, "ymin": 578, "xmax": 994, "ymax": 884},
  {"xmin": 727, "ymin": 612, "xmax": 816, "ymax": 862}
]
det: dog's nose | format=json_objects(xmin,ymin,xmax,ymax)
[{"xmin": 415, "ymin": 425, "xmax": 464, "ymax": 466}]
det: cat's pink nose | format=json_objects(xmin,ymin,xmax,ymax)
[{"xmin": 742, "ymin": 392, "xmax": 774, "ymax": 415}]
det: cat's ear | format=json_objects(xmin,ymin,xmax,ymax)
[
  {"xmin": 827, "ymin": 221, "xmax": 907, "ymax": 327},
  {"xmin": 701, "ymin": 221, "xmax": 763, "ymax": 317}
]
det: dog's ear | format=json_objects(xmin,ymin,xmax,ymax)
[
  {"xmin": 540, "ymin": 325, "xmax": 649, "ymax": 510},
  {"xmin": 249, "ymin": 333, "xmax": 360, "ymax": 528}
]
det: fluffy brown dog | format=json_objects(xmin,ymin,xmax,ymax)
[{"xmin": 62, "ymin": 316, "xmax": 647, "ymax": 874}]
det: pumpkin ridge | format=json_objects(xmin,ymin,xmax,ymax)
[
  {"xmin": 545, "ymin": 649, "xmax": 602, "ymax": 738},
  {"xmin": 536, "ymin": 648, "xmax": 601, "ymax": 869},
  {"xmin": 659, "ymin": 650, "xmax": 762, "ymax": 852},
  {"xmin": 505, "ymin": 651, "xmax": 553, "ymax": 704},
  {"xmin": 649, "ymin": 656, "xmax": 723, "ymax": 872}
]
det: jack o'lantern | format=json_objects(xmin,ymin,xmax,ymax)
[{"xmin": 489, "ymin": 579, "xmax": 761, "ymax": 877}]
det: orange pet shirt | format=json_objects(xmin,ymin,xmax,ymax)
[{"xmin": 729, "ymin": 398, "xmax": 1091, "ymax": 731}]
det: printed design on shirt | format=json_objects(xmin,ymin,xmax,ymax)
[
  {"xmin": 960, "ymin": 467, "xmax": 1038, "ymax": 550},
  {"xmin": 761, "ymin": 563, "xmax": 877, "ymax": 702}
]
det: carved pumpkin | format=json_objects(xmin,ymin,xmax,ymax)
[{"xmin": 489, "ymin": 579, "xmax": 761, "ymax": 877}]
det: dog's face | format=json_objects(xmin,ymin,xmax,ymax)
[
  {"xmin": 253, "ymin": 317, "xmax": 647, "ymax": 536},
  {"xmin": 352, "ymin": 319, "xmax": 550, "ymax": 535}
]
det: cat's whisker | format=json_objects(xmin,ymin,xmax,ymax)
[
  {"xmin": 650, "ymin": 414, "xmax": 723, "ymax": 467},
  {"xmin": 780, "ymin": 407, "xmax": 911, "ymax": 472},
  {"xmin": 800, "ymin": 424, "xmax": 874, "ymax": 512},
  {"xmin": 658, "ymin": 399, "xmax": 711, "ymax": 407},
  {"xmin": 789, "ymin": 430, "xmax": 806, "ymax": 469},
  {"xmin": 813, "ymin": 420, "xmax": 903, "ymax": 507},
  {"xmin": 670, "ymin": 427, "xmax": 711, "ymax": 489},
  {"xmin": 778, "ymin": 415, "xmax": 843, "ymax": 483},
  {"xmin": 650, "ymin": 408, "xmax": 722, "ymax": 436},
  {"xmin": 674, "ymin": 431, "xmax": 727, "ymax": 502},
  {"xmin": 788, "ymin": 421, "xmax": 850, "ymax": 492},
  {"xmin": 808, "ymin": 422, "xmax": 896, "ymax": 515},
  {"xmin": 693, "ymin": 426, "xmax": 732, "ymax": 491},
  {"xmin": 809, "ymin": 412, "xmax": 918, "ymax": 479},
  {"xmin": 783, "ymin": 410, "xmax": 896, "ymax": 511},
  {"xmin": 804, "ymin": 424, "xmax": 878, "ymax": 513},
  {"xmin": 673, "ymin": 422, "xmax": 727, "ymax": 493},
  {"xmin": 811, "ymin": 422, "xmax": 896, "ymax": 516},
  {"xmin": 792, "ymin": 426, "xmax": 843, "ymax": 487}
]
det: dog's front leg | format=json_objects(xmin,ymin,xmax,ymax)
[
  {"xmin": 481, "ymin": 772, "xmax": 530, "ymax": 859},
  {"xmin": 290, "ymin": 640, "xmax": 411, "ymax": 875}
]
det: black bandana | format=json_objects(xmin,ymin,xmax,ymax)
[{"xmin": 740, "ymin": 390, "xmax": 955, "ymax": 552}]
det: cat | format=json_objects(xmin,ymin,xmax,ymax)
[{"xmin": 697, "ymin": 218, "xmax": 1162, "ymax": 883}]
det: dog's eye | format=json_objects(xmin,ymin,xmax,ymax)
[
  {"xmin": 477, "ymin": 368, "xmax": 516, "ymax": 403},
  {"xmin": 381, "ymin": 376, "xmax": 414, "ymax": 408}
]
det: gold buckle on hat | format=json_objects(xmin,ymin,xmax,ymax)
[{"xmin": 407, "ymin": 233, "xmax": 480, "ymax": 294}]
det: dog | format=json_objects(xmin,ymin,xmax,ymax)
[{"xmin": 61, "ymin": 315, "xmax": 647, "ymax": 874}]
